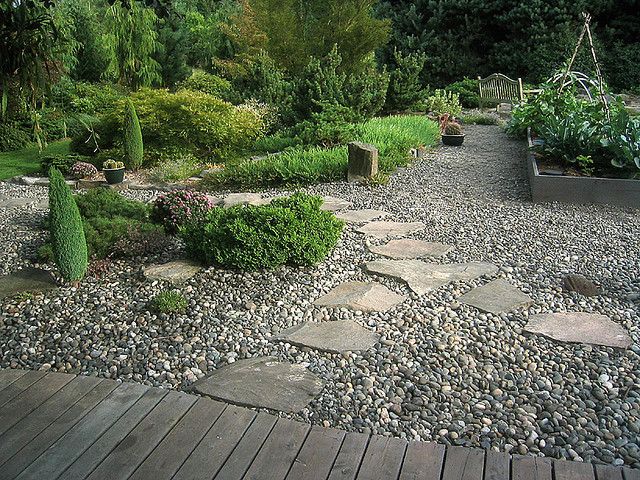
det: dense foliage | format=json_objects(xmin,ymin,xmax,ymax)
[
  {"xmin": 123, "ymin": 99, "xmax": 144, "ymax": 169},
  {"xmin": 150, "ymin": 290, "xmax": 188, "ymax": 314},
  {"xmin": 180, "ymin": 193, "xmax": 343, "ymax": 270},
  {"xmin": 509, "ymin": 86, "xmax": 640, "ymax": 177},
  {"xmin": 48, "ymin": 167, "xmax": 88, "ymax": 282},
  {"xmin": 377, "ymin": 0, "xmax": 640, "ymax": 91}
]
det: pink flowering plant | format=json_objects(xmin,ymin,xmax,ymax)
[
  {"xmin": 151, "ymin": 189, "xmax": 213, "ymax": 234},
  {"xmin": 70, "ymin": 161, "xmax": 98, "ymax": 179}
]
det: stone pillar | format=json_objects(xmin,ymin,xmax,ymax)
[{"xmin": 347, "ymin": 142, "xmax": 378, "ymax": 183}]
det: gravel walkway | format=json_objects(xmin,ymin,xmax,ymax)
[{"xmin": 1, "ymin": 126, "xmax": 639, "ymax": 467}]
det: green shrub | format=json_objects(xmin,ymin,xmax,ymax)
[
  {"xmin": 151, "ymin": 189, "xmax": 213, "ymax": 234},
  {"xmin": 149, "ymin": 154, "xmax": 202, "ymax": 183},
  {"xmin": 460, "ymin": 112, "xmax": 501, "ymax": 125},
  {"xmin": 49, "ymin": 78, "xmax": 126, "ymax": 115},
  {"xmin": 78, "ymin": 88, "xmax": 264, "ymax": 163},
  {"xmin": 41, "ymin": 153, "xmax": 89, "ymax": 175},
  {"xmin": 48, "ymin": 168, "xmax": 88, "ymax": 282},
  {"xmin": 384, "ymin": 49, "xmax": 428, "ymax": 111},
  {"xmin": 425, "ymin": 90, "xmax": 462, "ymax": 117},
  {"xmin": 445, "ymin": 78, "xmax": 481, "ymax": 108},
  {"xmin": 150, "ymin": 290, "xmax": 188, "ymax": 314},
  {"xmin": 180, "ymin": 193, "xmax": 343, "ymax": 270},
  {"xmin": 252, "ymin": 134, "xmax": 302, "ymax": 153},
  {"xmin": 0, "ymin": 122, "xmax": 32, "ymax": 152},
  {"xmin": 75, "ymin": 188, "xmax": 150, "ymax": 221},
  {"xmin": 177, "ymin": 70, "xmax": 231, "ymax": 99},
  {"xmin": 123, "ymin": 100, "xmax": 144, "ymax": 170},
  {"xmin": 292, "ymin": 102, "xmax": 362, "ymax": 147}
]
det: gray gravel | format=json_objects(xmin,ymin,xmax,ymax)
[{"xmin": 1, "ymin": 125, "xmax": 639, "ymax": 467}]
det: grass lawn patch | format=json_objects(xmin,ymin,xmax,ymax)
[
  {"xmin": 0, "ymin": 140, "xmax": 71, "ymax": 180},
  {"xmin": 205, "ymin": 115, "xmax": 439, "ymax": 189}
]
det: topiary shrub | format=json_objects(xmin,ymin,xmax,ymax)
[
  {"xmin": 180, "ymin": 192, "xmax": 343, "ymax": 270},
  {"xmin": 151, "ymin": 189, "xmax": 213, "ymax": 234},
  {"xmin": 48, "ymin": 167, "xmax": 88, "ymax": 282},
  {"xmin": 123, "ymin": 99, "xmax": 143, "ymax": 170}
]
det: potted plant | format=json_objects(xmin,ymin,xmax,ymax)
[
  {"xmin": 439, "ymin": 113, "xmax": 465, "ymax": 146},
  {"xmin": 102, "ymin": 159, "xmax": 125, "ymax": 184}
]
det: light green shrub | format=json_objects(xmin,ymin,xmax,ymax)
[
  {"xmin": 48, "ymin": 168, "xmax": 88, "ymax": 282},
  {"xmin": 123, "ymin": 100, "xmax": 144, "ymax": 170},
  {"xmin": 426, "ymin": 90, "xmax": 462, "ymax": 117},
  {"xmin": 180, "ymin": 193, "xmax": 344, "ymax": 270},
  {"xmin": 177, "ymin": 70, "xmax": 231, "ymax": 99}
]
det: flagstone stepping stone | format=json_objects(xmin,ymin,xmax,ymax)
[
  {"xmin": 356, "ymin": 221, "xmax": 425, "ymax": 238},
  {"xmin": 524, "ymin": 313, "xmax": 632, "ymax": 349},
  {"xmin": 320, "ymin": 196, "xmax": 353, "ymax": 211},
  {"xmin": 0, "ymin": 196, "xmax": 46, "ymax": 209},
  {"xmin": 365, "ymin": 260, "xmax": 499, "ymax": 295},
  {"xmin": 563, "ymin": 274, "xmax": 600, "ymax": 296},
  {"xmin": 223, "ymin": 193, "xmax": 264, "ymax": 207},
  {"xmin": 335, "ymin": 209, "xmax": 389, "ymax": 223},
  {"xmin": 277, "ymin": 320, "xmax": 380, "ymax": 353},
  {"xmin": 313, "ymin": 281, "xmax": 406, "ymax": 312},
  {"xmin": 0, "ymin": 268, "xmax": 57, "ymax": 300},
  {"xmin": 190, "ymin": 357, "xmax": 324, "ymax": 413},
  {"xmin": 459, "ymin": 278, "xmax": 533, "ymax": 314},
  {"xmin": 368, "ymin": 239, "xmax": 453, "ymax": 259},
  {"xmin": 143, "ymin": 260, "xmax": 201, "ymax": 284}
]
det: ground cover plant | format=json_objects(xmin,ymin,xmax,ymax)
[
  {"xmin": 206, "ymin": 115, "xmax": 439, "ymax": 189},
  {"xmin": 180, "ymin": 192, "xmax": 343, "ymax": 270},
  {"xmin": 150, "ymin": 290, "xmax": 188, "ymax": 314}
]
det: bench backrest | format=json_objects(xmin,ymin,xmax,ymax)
[{"xmin": 477, "ymin": 73, "xmax": 523, "ymax": 107}]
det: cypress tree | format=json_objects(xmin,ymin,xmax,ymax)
[
  {"xmin": 124, "ymin": 99, "xmax": 144, "ymax": 170},
  {"xmin": 48, "ymin": 168, "xmax": 88, "ymax": 283}
]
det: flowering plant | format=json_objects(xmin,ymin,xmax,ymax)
[
  {"xmin": 151, "ymin": 189, "xmax": 213, "ymax": 234},
  {"xmin": 70, "ymin": 161, "xmax": 98, "ymax": 179}
]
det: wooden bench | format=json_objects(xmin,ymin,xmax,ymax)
[{"xmin": 478, "ymin": 73, "xmax": 524, "ymax": 109}]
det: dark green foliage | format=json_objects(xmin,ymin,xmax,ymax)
[
  {"xmin": 41, "ymin": 153, "xmax": 88, "ymax": 175},
  {"xmin": 150, "ymin": 290, "xmax": 188, "ymax": 314},
  {"xmin": 74, "ymin": 188, "xmax": 161, "ymax": 258},
  {"xmin": 154, "ymin": 14, "xmax": 191, "ymax": 87},
  {"xmin": 180, "ymin": 192, "xmax": 343, "ymax": 270},
  {"xmin": 0, "ymin": 122, "xmax": 32, "ymax": 152},
  {"xmin": 49, "ymin": 78, "xmax": 126, "ymax": 115},
  {"xmin": 384, "ymin": 49, "xmax": 428, "ymax": 111},
  {"xmin": 293, "ymin": 102, "xmax": 361, "ymax": 147},
  {"xmin": 123, "ymin": 99, "xmax": 144, "ymax": 170},
  {"xmin": 377, "ymin": 1, "xmax": 640, "ymax": 91},
  {"xmin": 445, "ymin": 78, "xmax": 481, "ymax": 109},
  {"xmin": 48, "ymin": 167, "xmax": 88, "ymax": 282},
  {"xmin": 178, "ymin": 70, "xmax": 232, "ymax": 98}
]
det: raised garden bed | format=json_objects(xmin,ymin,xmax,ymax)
[{"xmin": 526, "ymin": 129, "xmax": 640, "ymax": 208}]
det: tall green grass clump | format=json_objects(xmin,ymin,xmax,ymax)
[
  {"xmin": 123, "ymin": 99, "xmax": 143, "ymax": 170},
  {"xmin": 206, "ymin": 115, "xmax": 438, "ymax": 189},
  {"xmin": 48, "ymin": 167, "xmax": 88, "ymax": 282}
]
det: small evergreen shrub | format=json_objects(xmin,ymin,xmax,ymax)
[
  {"xmin": 384, "ymin": 49, "xmax": 428, "ymax": 111},
  {"xmin": 150, "ymin": 290, "xmax": 188, "ymax": 314},
  {"xmin": 48, "ymin": 168, "xmax": 88, "ymax": 282},
  {"xmin": 180, "ymin": 193, "xmax": 343, "ymax": 270},
  {"xmin": 41, "ymin": 154, "xmax": 85, "ymax": 175},
  {"xmin": 178, "ymin": 70, "xmax": 231, "ymax": 99},
  {"xmin": 123, "ymin": 100, "xmax": 143, "ymax": 170},
  {"xmin": 151, "ymin": 189, "xmax": 213, "ymax": 234},
  {"xmin": 445, "ymin": 78, "xmax": 481, "ymax": 108}
]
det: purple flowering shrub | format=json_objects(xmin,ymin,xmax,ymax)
[
  {"xmin": 151, "ymin": 189, "xmax": 213, "ymax": 234},
  {"xmin": 70, "ymin": 161, "xmax": 98, "ymax": 179}
]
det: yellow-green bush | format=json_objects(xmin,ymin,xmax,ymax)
[{"xmin": 74, "ymin": 88, "xmax": 264, "ymax": 163}]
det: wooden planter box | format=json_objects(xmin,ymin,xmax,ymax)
[{"xmin": 526, "ymin": 129, "xmax": 640, "ymax": 208}]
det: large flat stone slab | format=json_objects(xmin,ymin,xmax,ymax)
[
  {"xmin": 191, "ymin": 357, "xmax": 324, "ymax": 413},
  {"xmin": 277, "ymin": 320, "xmax": 380, "ymax": 353},
  {"xmin": 314, "ymin": 281, "xmax": 406, "ymax": 312},
  {"xmin": 0, "ymin": 196, "xmax": 47, "ymax": 209},
  {"xmin": 335, "ymin": 209, "xmax": 389, "ymax": 223},
  {"xmin": 320, "ymin": 196, "xmax": 353, "ymax": 212},
  {"xmin": 365, "ymin": 260, "xmax": 499, "ymax": 295},
  {"xmin": 0, "ymin": 268, "xmax": 57, "ymax": 299},
  {"xmin": 356, "ymin": 221, "xmax": 425, "ymax": 238},
  {"xmin": 223, "ymin": 193, "xmax": 264, "ymax": 207},
  {"xmin": 459, "ymin": 279, "xmax": 533, "ymax": 314},
  {"xmin": 524, "ymin": 313, "xmax": 632, "ymax": 349},
  {"xmin": 368, "ymin": 239, "xmax": 453, "ymax": 259},
  {"xmin": 143, "ymin": 260, "xmax": 201, "ymax": 284}
]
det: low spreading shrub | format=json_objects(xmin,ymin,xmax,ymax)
[
  {"xmin": 73, "ymin": 88, "xmax": 264, "ymax": 164},
  {"xmin": 41, "ymin": 154, "xmax": 84, "ymax": 175},
  {"xmin": 150, "ymin": 290, "xmax": 188, "ymax": 314},
  {"xmin": 177, "ymin": 70, "xmax": 231, "ymax": 99},
  {"xmin": 148, "ymin": 154, "xmax": 202, "ymax": 183},
  {"xmin": 151, "ymin": 189, "xmax": 213, "ymax": 234},
  {"xmin": 460, "ymin": 112, "xmax": 501, "ymax": 126},
  {"xmin": 425, "ymin": 90, "xmax": 462, "ymax": 117},
  {"xmin": 445, "ymin": 78, "xmax": 481, "ymax": 108},
  {"xmin": 48, "ymin": 168, "xmax": 88, "ymax": 282},
  {"xmin": 180, "ymin": 193, "xmax": 343, "ymax": 270},
  {"xmin": 70, "ymin": 161, "xmax": 98, "ymax": 179}
]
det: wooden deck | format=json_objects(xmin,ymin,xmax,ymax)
[{"xmin": 0, "ymin": 370, "xmax": 637, "ymax": 480}]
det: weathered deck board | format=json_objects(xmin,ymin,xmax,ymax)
[{"xmin": 0, "ymin": 369, "xmax": 637, "ymax": 480}]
